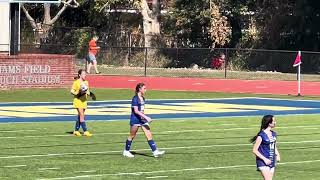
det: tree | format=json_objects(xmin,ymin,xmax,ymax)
[
  {"xmin": 96, "ymin": 0, "xmax": 161, "ymax": 48},
  {"xmin": 209, "ymin": 2, "xmax": 231, "ymax": 48},
  {"xmin": 140, "ymin": 0, "xmax": 161, "ymax": 47},
  {"xmin": 21, "ymin": 0, "xmax": 79, "ymax": 44}
]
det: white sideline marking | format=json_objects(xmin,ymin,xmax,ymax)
[
  {"xmin": 0, "ymin": 97, "xmax": 307, "ymax": 105},
  {"xmin": 220, "ymin": 123, "xmax": 236, "ymax": 126},
  {"xmin": 74, "ymin": 170, "xmax": 96, "ymax": 173},
  {"xmin": 1, "ymin": 124, "xmax": 319, "ymax": 139},
  {"xmin": 37, "ymin": 159, "xmax": 320, "ymax": 180},
  {"xmin": 146, "ymin": 176, "xmax": 168, "ymax": 179},
  {"xmin": 128, "ymin": 79, "xmax": 137, "ymax": 82},
  {"xmin": 0, "ymin": 130, "xmax": 37, "ymax": 133},
  {"xmin": 39, "ymin": 168, "xmax": 60, "ymax": 171},
  {"xmin": 3, "ymin": 165, "xmax": 26, "ymax": 168},
  {"xmin": 303, "ymin": 128, "xmax": 318, "ymax": 130},
  {"xmin": 1, "ymin": 139, "xmax": 320, "ymax": 160},
  {"xmin": 169, "ymin": 120, "xmax": 187, "ymax": 123}
]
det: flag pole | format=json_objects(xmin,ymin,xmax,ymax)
[
  {"xmin": 297, "ymin": 64, "xmax": 301, "ymax": 96},
  {"xmin": 293, "ymin": 50, "xmax": 302, "ymax": 96}
]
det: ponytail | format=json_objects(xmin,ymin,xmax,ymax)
[{"xmin": 250, "ymin": 115, "xmax": 274, "ymax": 143}]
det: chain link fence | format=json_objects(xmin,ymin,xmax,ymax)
[
  {"xmin": 15, "ymin": 27, "xmax": 320, "ymax": 81},
  {"xmin": 7, "ymin": 43, "xmax": 320, "ymax": 81},
  {"xmin": 89, "ymin": 47, "xmax": 320, "ymax": 81}
]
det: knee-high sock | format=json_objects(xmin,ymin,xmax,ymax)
[
  {"xmin": 80, "ymin": 121, "xmax": 87, "ymax": 132},
  {"xmin": 148, "ymin": 140, "xmax": 157, "ymax": 152},
  {"xmin": 75, "ymin": 116, "xmax": 80, "ymax": 131},
  {"xmin": 125, "ymin": 139, "xmax": 133, "ymax": 151}
]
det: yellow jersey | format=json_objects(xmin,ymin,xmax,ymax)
[{"xmin": 71, "ymin": 79, "xmax": 90, "ymax": 109}]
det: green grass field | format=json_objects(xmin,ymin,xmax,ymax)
[{"xmin": 0, "ymin": 89, "xmax": 320, "ymax": 179}]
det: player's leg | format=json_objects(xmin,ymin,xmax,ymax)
[
  {"xmin": 141, "ymin": 125, "xmax": 165, "ymax": 157},
  {"xmin": 73, "ymin": 114, "xmax": 81, "ymax": 136},
  {"xmin": 123, "ymin": 125, "xmax": 139, "ymax": 157},
  {"xmin": 77, "ymin": 108, "xmax": 92, "ymax": 136},
  {"xmin": 269, "ymin": 167, "xmax": 275, "ymax": 180},
  {"xmin": 259, "ymin": 167, "xmax": 272, "ymax": 180},
  {"xmin": 93, "ymin": 59, "xmax": 100, "ymax": 74},
  {"xmin": 85, "ymin": 56, "xmax": 89, "ymax": 73},
  {"xmin": 87, "ymin": 54, "xmax": 94, "ymax": 73}
]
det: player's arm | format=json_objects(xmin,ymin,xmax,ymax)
[
  {"xmin": 90, "ymin": 46, "xmax": 100, "ymax": 50},
  {"xmin": 70, "ymin": 82, "xmax": 79, "ymax": 96},
  {"xmin": 133, "ymin": 106, "xmax": 151, "ymax": 122},
  {"xmin": 252, "ymin": 136, "xmax": 271, "ymax": 165},
  {"xmin": 275, "ymin": 145, "xmax": 280, "ymax": 162}
]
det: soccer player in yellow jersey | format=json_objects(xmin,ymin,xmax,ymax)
[{"xmin": 70, "ymin": 69, "xmax": 93, "ymax": 137}]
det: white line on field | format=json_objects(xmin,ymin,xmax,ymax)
[
  {"xmin": 0, "ymin": 130, "xmax": 38, "ymax": 133},
  {"xmin": 303, "ymin": 128, "xmax": 318, "ymax": 130},
  {"xmin": 36, "ymin": 159, "xmax": 320, "ymax": 180},
  {"xmin": 1, "ymin": 139, "xmax": 320, "ymax": 160},
  {"xmin": 0, "ymin": 97, "xmax": 304, "ymax": 105},
  {"xmin": 1, "ymin": 124, "xmax": 319, "ymax": 139},
  {"xmin": 74, "ymin": 170, "xmax": 96, "ymax": 173},
  {"xmin": 146, "ymin": 176, "xmax": 168, "ymax": 179},
  {"xmin": 39, "ymin": 168, "xmax": 60, "ymax": 171},
  {"xmin": 220, "ymin": 124, "xmax": 236, "ymax": 126},
  {"xmin": 3, "ymin": 165, "xmax": 26, "ymax": 168},
  {"xmin": 0, "ymin": 97, "xmax": 252, "ymax": 110},
  {"xmin": 169, "ymin": 120, "xmax": 187, "ymax": 123}
]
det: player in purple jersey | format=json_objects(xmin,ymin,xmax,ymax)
[
  {"xmin": 123, "ymin": 83, "xmax": 165, "ymax": 158},
  {"xmin": 251, "ymin": 115, "xmax": 281, "ymax": 180}
]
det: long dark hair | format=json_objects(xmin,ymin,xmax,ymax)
[
  {"xmin": 250, "ymin": 115, "xmax": 274, "ymax": 143},
  {"xmin": 74, "ymin": 69, "xmax": 85, "ymax": 80},
  {"xmin": 135, "ymin": 83, "xmax": 145, "ymax": 94}
]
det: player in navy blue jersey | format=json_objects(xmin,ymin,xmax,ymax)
[
  {"xmin": 123, "ymin": 83, "xmax": 165, "ymax": 158},
  {"xmin": 251, "ymin": 115, "xmax": 281, "ymax": 180}
]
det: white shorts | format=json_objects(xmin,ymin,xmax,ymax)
[
  {"xmin": 258, "ymin": 166, "xmax": 275, "ymax": 173},
  {"xmin": 87, "ymin": 53, "xmax": 96, "ymax": 62}
]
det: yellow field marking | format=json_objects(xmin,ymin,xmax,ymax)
[
  {"xmin": 0, "ymin": 102, "xmax": 311, "ymax": 118},
  {"xmin": 0, "ymin": 106, "xmax": 74, "ymax": 117},
  {"xmin": 144, "ymin": 103, "xmax": 309, "ymax": 114}
]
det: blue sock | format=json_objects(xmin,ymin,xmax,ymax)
[
  {"xmin": 125, "ymin": 139, "xmax": 132, "ymax": 151},
  {"xmin": 80, "ymin": 121, "xmax": 87, "ymax": 132},
  {"xmin": 75, "ymin": 116, "xmax": 80, "ymax": 131},
  {"xmin": 148, "ymin": 140, "xmax": 157, "ymax": 152}
]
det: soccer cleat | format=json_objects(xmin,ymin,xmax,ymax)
[
  {"xmin": 83, "ymin": 131, "xmax": 93, "ymax": 137},
  {"xmin": 73, "ymin": 131, "xmax": 81, "ymax": 137},
  {"xmin": 153, "ymin": 150, "xmax": 165, "ymax": 157},
  {"xmin": 123, "ymin": 150, "xmax": 134, "ymax": 158}
]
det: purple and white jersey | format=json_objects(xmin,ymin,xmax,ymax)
[
  {"xmin": 130, "ymin": 95, "xmax": 146, "ymax": 126},
  {"xmin": 256, "ymin": 131, "xmax": 277, "ymax": 168}
]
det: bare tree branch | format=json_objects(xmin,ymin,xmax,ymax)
[
  {"xmin": 99, "ymin": 2, "xmax": 110, "ymax": 13},
  {"xmin": 61, "ymin": 0, "xmax": 79, "ymax": 8},
  {"xmin": 50, "ymin": 0, "xmax": 79, "ymax": 25},
  {"xmin": 21, "ymin": 4, "xmax": 37, "ymax": 29}
]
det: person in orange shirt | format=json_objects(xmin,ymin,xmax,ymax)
[{"xmin": 86, "ymin": 35, "xmax": 101, "ymax": 74}]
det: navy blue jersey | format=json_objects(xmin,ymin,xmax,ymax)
[
  {"xmin": 256, "ymin": 131, "xmax": 277, "ymax": 168},
  {"xmin": 130, "ymin": 95, "xmax": 146, "ymax": 126}
]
